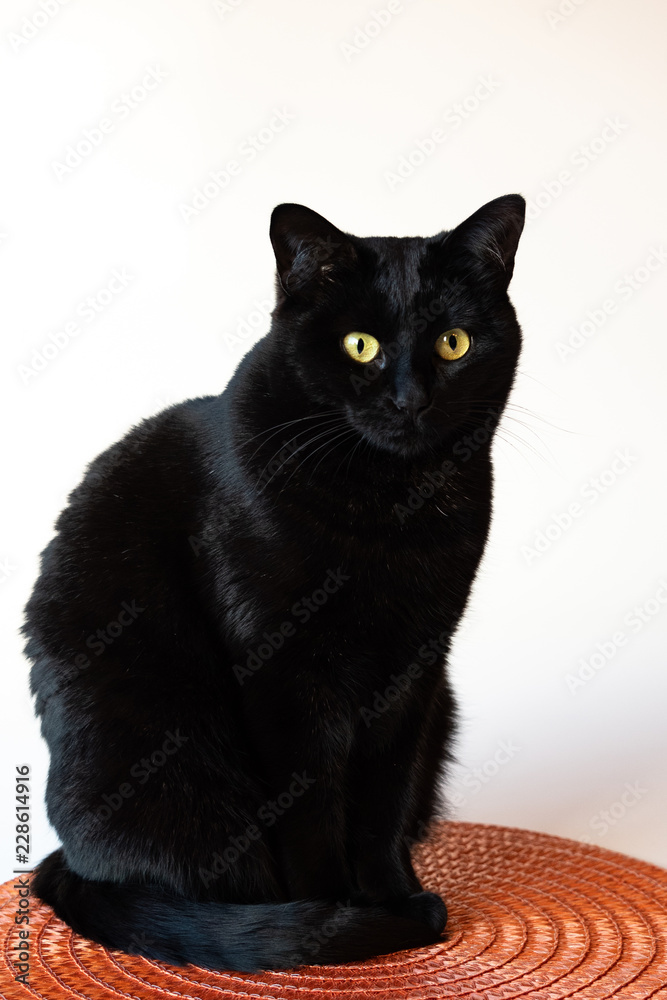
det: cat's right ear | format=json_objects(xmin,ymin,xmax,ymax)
[
  {"xmin": 269, "ymin": 204, "xmax": 357, "ymax": 300},
  {"xmin": 440, "ymin": 194, "xmax": 526, "ymax": 291}
]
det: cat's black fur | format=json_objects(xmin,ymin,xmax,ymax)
[{"xmin": 23, "ymin": 194, "xmax": 525, "ymax": 971}]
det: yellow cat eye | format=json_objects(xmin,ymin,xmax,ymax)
[
  {"xmin": 435, "ymin": 328, "xmax": 471, "ymax": 361},
  {"xmin": 342, "ymin": 332, "xmax": 381, "ymax": 364}
]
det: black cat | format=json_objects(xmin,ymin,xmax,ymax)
[{"xmin": 23, "ymin": 194, "xmax": 525, "ymax": 971}]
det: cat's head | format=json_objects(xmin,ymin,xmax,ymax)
[{"xmin": 268, "ymin": 195, "xmax": 525, "ymax": 459}]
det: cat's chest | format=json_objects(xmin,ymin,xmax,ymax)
[{"xmin": 214, "ymin": 478, "xmax": 488, "ymax": 665}]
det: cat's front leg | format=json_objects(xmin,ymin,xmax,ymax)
[
  {"xmin": 347, "ymin": 680, "xmax": 451, "ymax": 931},
  {"xmin": 347, "ymin": 736, "xmax": 448, "ymax": 934},
  {"xmin": 344, "ymin": 741, "xmax": 447, "ymax": 934},
  {"xmin": 348, "ymin": 738, "xmax": 424, "ymax": 902},
  {"xmin": 240, "ymin": 672, "xmax": 356, "ymax": 901}
]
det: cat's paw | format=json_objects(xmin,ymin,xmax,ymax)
[{"xmin": 387, "ymin": 891, "xmax": 447, "ymax": 934}]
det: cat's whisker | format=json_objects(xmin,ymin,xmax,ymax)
[
  {"xmin": 307, "ymin": 428, "xmax": 361, "ymax": 484},
  {"xmin": 243, "ymin": 412, "xmax": 342, "ymax": 465},
  {"xmin": 505, "ymin": 403, "xmax": 557, "ymax": 425},
  {"xmin": 460, "ymin": 404, "xmax": 548, "ymax": 448},
  {"xmin": 256, "ymin": 419, "xmax": 351, "ymax": 492},
  {"xmin": 463, "ymin": 405, "xmax": 559, "ymax": 472},
  {"xmin": 335, "ymin": 433, "xmax": 364, "ymax": 482},
  {"xmin": 280, "ymin": 425, "xmax": 358, "ymax": 489},
  {"xmin": 338, "ymin": 438, "xmax": 358, "ymax": 479},
  {"xmin": 245, "ymin": 411, "xmax": 342, "ymax": 462},
  {"xmin": 246, "ymin": 408, "xmax": 340, "ymax": 442},
  {"xmin": 465, "ymin": 397, "xmax": 573, "ymax": 436},
  {"xmin": 514, "ymin": 367, "xmax": 558, "ymax": 393},
  {"xmin": 494, "ymin": 425, "xmax": 557, "ymax": 473},
  {"xmin": 501, "ymin": 415, "xmax": 561, "ymax": 471},
  {"xmin": 255, "ymin": 417, "xmax": 348, "ymax": 484},
  {"xmin": 500, "ymin": 413, "xmax": 545, "ymax": 441},
  {"xmin": 275, "ymin": 424, "xmax": 357, "ymax": 492},
  {"xmin": 445, "ymin": 399, "xmax": 555, "ymax": 453},
  {"xmin": 427, "ymin": 400, "xmax": 559, "ymax": 473},
  {"xmin": 493, "ymin": 427, "xmax": 556, "ymax": 477},
  {"xmin": 492, "ymin": 432, "xmax": 530, "ymax": 469}
]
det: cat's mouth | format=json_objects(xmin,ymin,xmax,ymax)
[{"xmin": 344, "ymin": 404, "xmax": 438, "ymax": 458}]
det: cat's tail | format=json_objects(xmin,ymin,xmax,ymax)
[{"xmin": 32, "ymin": 849, "xmax": 446, "ymax": 971}]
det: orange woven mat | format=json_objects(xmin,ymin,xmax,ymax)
[{"xmin": 1, "ymin": 820, "xmax": 667, "ymax": 998}]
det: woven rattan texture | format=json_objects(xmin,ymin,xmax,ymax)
[{"xmin": 1, "ymin": 821, "xmax": 666, "ymax": 999}]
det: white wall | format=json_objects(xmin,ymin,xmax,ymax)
[{"xmin": 2, "ymin": 0, "xmax": 666, "ymax": 881}]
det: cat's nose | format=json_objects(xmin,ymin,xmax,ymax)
[{"xmin": 390, "ymin": 383, "xmax": 433, "ymax": 418}]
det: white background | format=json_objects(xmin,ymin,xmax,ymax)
[{"xmin": 2, "ymin": 0, "xmax": 666, "ymax": 882}]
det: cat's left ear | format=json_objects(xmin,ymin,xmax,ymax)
[
  {"xmin": 270, "ymin": 204, "xmax": 358, "ymax": 299},
  {"xmin": 442, "ymin": 194, "xmax": 526, "ymax": 289}
]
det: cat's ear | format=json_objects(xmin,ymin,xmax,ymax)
[
  {"xmin": 441, "ymin": 194, "xmax": 525, "ymax": 289},
  {"xmin": 270, "ymin": 204, "xmax": 357, "ymax": 299}
]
